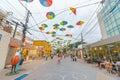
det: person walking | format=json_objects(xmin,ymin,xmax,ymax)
[
  {"xmin": 46, "ymin": 55, "xmax": 48, "ymax": 61},
  {"xmin": 57, "ymin": 54, "xmax": 62, "ymax": 64}
]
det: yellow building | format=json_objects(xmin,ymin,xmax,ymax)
[{"xmin": 33, "ymin": 40, "xmax": 52, "ymax": 57}]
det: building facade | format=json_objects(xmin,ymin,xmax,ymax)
[
  {"xmin": 84, "ymin": 0, "xmax": 120, "ymax": 60},
  {"xmin": 0, "ymin": 29, "xmax": 11, "ymax": 70},
  {"xmin": 99, "ymin": 0, "xmax": 120, "ymax": 38}
]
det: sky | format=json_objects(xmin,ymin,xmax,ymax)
[{"xmin": 0, "ymin": 0, "xmax": 102, "ymax": 45}]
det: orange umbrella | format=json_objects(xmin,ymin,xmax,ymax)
[{"xmin": 66, "ymin": 34, "xmax": 72, "ymax": 37}]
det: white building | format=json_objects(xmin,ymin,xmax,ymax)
[{"xmin": 0, "ymin": 9, "xmax": 11, "ymax": 70}]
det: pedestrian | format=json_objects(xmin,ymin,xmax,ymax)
[
  {"xmin": 46, "ymin": 55, "xmax": 48, "ymax": 61},
  {"xmin": 50, "ymin": 54, "xmax": 54, "ymax": 59},
  {"xmin": 32, "ymin": 56, "xmax": 34, "ymax": 60},
  {"xmin": 57, "ymin": 54, "xmax": 62, "ymax": 64}
]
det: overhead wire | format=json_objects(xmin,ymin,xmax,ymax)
[
  {"xmin": 71, "ymin": 3, "xmax": 101, "ymax": 43},
  {"xmin": 1, "ymin": 0, "xmax": 25, "ymax": 18},
  {"xmin": 28, "ymin": 0, "xmax": 102, "ymax": 42},
  {"xmin": 31, "ymin": 0, "xmax": 100, "ymax": 14},
  {"xmin": 26, "ymin": 1, "xmax": 101, "ymax": 42},
  {"xmin": 83, "ymin": 21, "xmax": 98, "ymax": 39},
  {"xmin": 1, "ymin": 0, "xmax": 102, "ymax": 43},
  {"xmin": 0, "ymin": 0, "xmax": 46, "ymax": 41},
  {"xmin": 28, "ymin": 28, "xmax": 80, "ymax": 40},
  {"xmin": 29, "ymin": 1, "xmax": 101, "ymax": 28},
  {"xmin": 0, "ymin": 4, "xmax": 44, "ymax": 41},
  {"xmin": 18, "ymin": 0, "xmax": 50, "ymax": 41},
  {"xmin": 79, "ymin": 3, "xmax": 101, "ymax": 34},
  {"xmin": 79, "ymin": 0, "xmax": 120, "ymax": 43}
]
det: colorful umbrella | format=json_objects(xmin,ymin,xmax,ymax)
[
  {"xmin": 70, "ymin": 7, "xmax": 76, "ymax": 15},
  {"xmin": 52, "ymin": 35, "xmax": 56, "ymax": 37},
  {"xmin": 53, "ymin": 27, "xmax": 59, "ymax": 30},
  {"xmin": 76, "ymin": 21, "xmax": 84, "ymax": 26},
  {"xmin": 46, "ymin": 32, "xmax": 51, "ymax": 34},
  {"xmin": 46, "ymin": 12, "xmax": 55, "ymax": 20},
  {"xmin": 60, "ymin": 21, "xmax": 68, "ymax": 26},
  {"xmin": 60, "ymin": 28, "xmax": 66, "ymax": 31},
  {"xmin": 66, "ymin": 34, "xmax": 72, "ymax": 37},
  {"xmin": 21, "ymin": 0, "xmax": 34, "ymax": 2},
  {"xmin": 51, "ymin": 31, "xmax": 56, "ymax": 34},
  {"xmin": 39, "ymin": 27, "xmax": 45, "ymax": 30},
  {"xmin": 39, "ymin": 0, "xmax": 52, "ymax": 7},
  {"xmin": 67, "ymin": 25, "xmax": 74, "ymax": 28},
  {"xmin": 41, "ymin": 24, "xmax": 48, "ymax": 28},
  {"xmin": 53, "ymin": 24, "xmax": 59, "ymax": 27},
  {"xmin": 56, "ymin": 37, "xmax": 63, "ymax": 40}
]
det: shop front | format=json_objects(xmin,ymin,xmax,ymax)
[
  {"xmin": 85, "ymin": 34, "xmax": 120, "ymax": 61},
  {"xmin": 5, "ymin": 38, "xmax": 35, "ymax": 66}
]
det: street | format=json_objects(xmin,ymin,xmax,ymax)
[
  {"xmin": 0, "ymin": 57, "xmax": 120, "ymax": 80},
  {"xmin": 23, "ymin": 57, "xmax": 103, "ymax": 80}
]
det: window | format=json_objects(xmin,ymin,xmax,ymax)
[
  {"xmin": 114, "ymin": 29, "xmax": 119, "ymax": 35},
  {"xmin": 114, "ymin": 12, "xmax": 120, "ymax": 19},
  {"xmin": 101, "ymin": 0, "xmax": 120, "ymax": 37},
  {"xmin": 116, "ymin": 18, "xmax": 120, "ymax": 25}
]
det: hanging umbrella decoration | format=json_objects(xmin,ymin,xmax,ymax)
[
  {"xmin": 39, "ymin": 27, "xmax": 45, "ymax": 31},
  {"xmin": 51, "ymin": 31, "xmax": 56, "ymax": 34},
  {"xmin": 46, "ymin": 12, "xmax": 55, "ymax": 20},
  {"xmin": 41, "ymin": 24, "xmax": 48, "ymax": 28},
  {"xmin": 56, "ymin": 37, "xmax": 63, "ymax": 40},
  {"xmin": 67, "ymin": 25, "xmax": 74, "ymax": 28},
  {"xmin": 53, "ymin": 27, "xmax": 59, "ymax": 30},
  {"xmin": 56, "ymin": 37, "xmax": 62, "ymax": 40},
  {"xmin": 60, "ymin": 28, "xmax": 66, "ymax": 31},
  {"xmin": 70, "ymin": 7, "xmax": 76, "ymax": 15},
  {"xmin": 53, "ymin": 24, "xmax": 60, "ymax": 30},
  {"xmin": 39, "ymin": 0, "xmax": 52, "ymax": 7},
  {"xmin": 76, "ymin": 21, "xmax": 84, "ymax": 26},
  {"xmin": 60, "ymin": 21, "xmax": 68, "ymax": 26},
  {"xmin": 21, "ymin": 0, "xmax": 34, "ymax": 2},
  {"xmin": 66, "ymin": 34, "xmax": 72, "ymax": 37},
  {"xmin": 53, "ymin": 24, "xmax": 59, "ymax": 27},
  {"xmin": 46, "ymin": 31, "xmax": 51, "ymax": 34},
  {"xmin": 52, "ymin": 34, "xmax": 56, "ymax": 37},
  {"xmin": 39, "ymin": 24, "xmax": 48, "ymax": 31},
  {"xmin": 46, "ymin": 31, "xmax": 56, "ymax": 34}
]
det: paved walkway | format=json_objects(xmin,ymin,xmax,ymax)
[
  {"xmin": 0, "ymin": 57, "xmax": 120, "ymax": 80},
  {"xmin": 0, "ymin": 59, "xmax": 50, "ymax": 80}
]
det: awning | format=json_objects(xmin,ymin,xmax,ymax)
[{"xmin": 88, "ymin": 34, "xmax": 120, "ymax": 47}]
